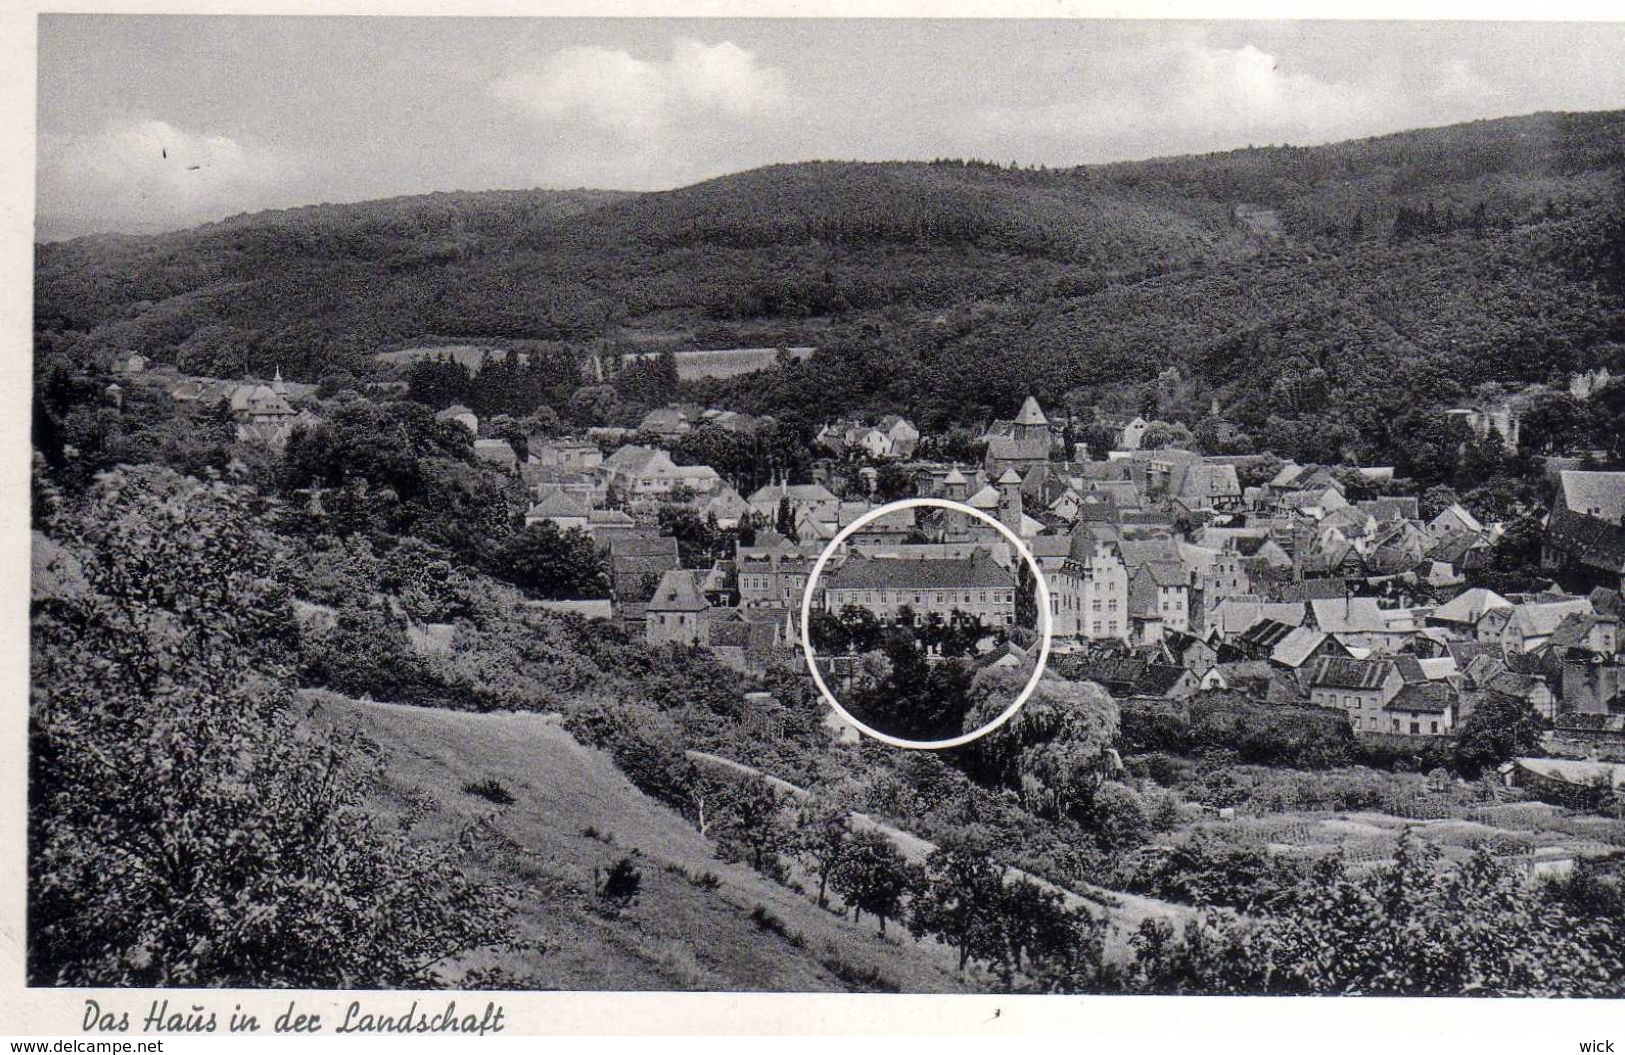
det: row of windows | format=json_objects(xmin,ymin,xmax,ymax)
[
  {"xmin": 741, "ymin": 575, "xmax": 806, "ymax": 591},
  {"xmin": 831, "ymin": 589, "xmax": 1015, "ymax": 605},
  {"xmin": 1325, "ymin": 696, "xmax": 1444, "ymax": 736}
]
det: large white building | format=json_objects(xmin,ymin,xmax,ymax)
[
  {"xmin": 1049, "ymin": 529, "xmax": 1130, "ymax": 642},
  {"xmin": 823, "ymin": 550, "xmax": 1017, "ymax": 627}
]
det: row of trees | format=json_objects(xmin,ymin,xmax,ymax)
[
  {"xmin": 694, "ymin": 774, "xmax": 1106, "ymax": 990},
  {"xmin": 1127, "ymin": 834, "xmax": 1625, "ymax": 996},
  {"xmin": 807, "ymin": 605, "xmax": 991, "ymax": 659}
]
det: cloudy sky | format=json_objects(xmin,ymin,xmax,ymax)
[{"xmin": 34, "ymin": 17, "xmax": 1625, "ymax": 239}]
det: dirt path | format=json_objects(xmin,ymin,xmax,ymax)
[{"xmin": 685, "ymin": 749, "xmax": 1194, "ymax": 960}]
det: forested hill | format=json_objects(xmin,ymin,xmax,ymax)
[{"xmin": 33, "ymin": 109, "xmax": 1625, "ymax": 464}]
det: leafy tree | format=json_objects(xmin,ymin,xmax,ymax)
[
  {"xmin": 712, "ymin": 774, "xmax": 791, "ymax": 876},
  {"xmin": 1470, "ymin": 513, "xmax": 1551, "ymax": 594},
  {"xmin": 774, "ymin": 496, "xmax": 797, "ymax": 541},
  {"xmin": 995, "ymin": 877, "xmax": 1105, "ymax": 991},
  {"xmin": 1139, "ymin": 420, "xmax": 1195, "ymax": 453},
  {"xmin": 847, "ymin": 632, "xmax": 975, "ymax": 742},
  {"xmin": 568, "ymin": 384, "xmax": 621, "ymax": 427},
  {"xmin": 831, "ymin": 828, "xmax": 916, "ymax": 936},
  {"xmin": 406, "ymin": 355, "xmax": 474, "ymax": 408},
  {"xmin": 908, "ymin": 830, "xmax": 1006, "ymax": 971},
  {"xmin": 30, "ymin": 466, "xmax": 513, "ymax": 987},
  {"xmin": 1086, "ymin": 781, "xmax": 1152, "ymax": 853},
  {"xmin": 961, "ymin": 666, "xmax": 1119, "ymax": 819},
  {"xmin": 873, "ymin": 463, "xmax": 916, "ymax": 502},
  {"xmin": 794, "ymin": 793, "xmax": 855, "ymax": 907},
  {"xmin": 1453, "ymin": 693, "xmax": 1549, "ymax": 778},
  {"xmin": 658, "ymin": 506, "xmax": 731, "ymax": 570},
  {"xmin": 1129, "ymin": 833, "xmax": 1625, "ymax": 995},
  {"xmin": 488, "ymin": 522, "xmax": 608, "ymax": 599}
]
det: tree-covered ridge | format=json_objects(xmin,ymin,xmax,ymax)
[{"xmin": 34, "ymin": 111, "xmax": 1625, "ymax": 452}]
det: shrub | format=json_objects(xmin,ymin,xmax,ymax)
[
  {"xmin": 463, "ymin": 778, "xmax": 516, "ymax": 805},
  {"xmin": 1086, "ymin": 781, "xmax": 1151, "ymax": 853},
  {"xmin": 564, "ymin": 700, "xmax": 694, "ymax": 809},
  {"xmin": 598, "ymin": 855, "xmax": 642, "ymax": 905},
  {"xmin": 818, "ymin": 954, "xmax": 900, "ymax": 993}
]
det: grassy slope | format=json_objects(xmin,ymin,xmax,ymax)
[{"xmin": 311, "ymin": 692, "xmax": 981, "ymax": 992}]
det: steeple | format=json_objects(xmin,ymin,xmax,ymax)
[
  {"xmin": 272, "ymin": 365, "xmax": 287, "ymax": 396},
  {"xmin": 1014, "ymin": 396, "xmax": 1049, "ymax": 427}
]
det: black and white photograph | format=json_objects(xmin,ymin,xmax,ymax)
[{"xmin": 13, "ymin": 5, "xmax": 1625, "ymax": 1032}]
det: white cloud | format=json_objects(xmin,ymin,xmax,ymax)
[
  {"xmin": 959, "ymin": 37, "xmax": 1389, "ymax": 161},
  {"xmin": 489, "ymin": 38, "xmax": 789, "ymax": 139},
  {"xmin": 37, "ymin": 118, "xmax": 299, "ymax": 237}
]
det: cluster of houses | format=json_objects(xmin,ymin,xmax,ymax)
[
  {"xmin": 96, "ymin": 352, "xmax": 1625, "ymax": 755},
  {"xmin": 107, "ymin": 357, "xmax": 321, "ymax": 450},
  {"xmin": 523, "ymin": 395, "xmax": 1624, "ymax": 753}
]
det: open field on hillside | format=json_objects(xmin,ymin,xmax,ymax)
[{"xmin": 310, "ymin": 691, "xmax": 982, "ymax": 992}]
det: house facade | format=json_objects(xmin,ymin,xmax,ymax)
[{"xmin": 823, "ymin": 550, "xmax": 1017, "ymax": 627}]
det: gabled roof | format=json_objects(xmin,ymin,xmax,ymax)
[
  {"xmin": 1361, "ymin": 496, "xmax": 1422, "ymax": 522},
  {"xmin": 967, "ymin": 484, "xmax": 1001, "ymax": 509},
  {"xmin": 1211, "ymin": 597, "xmax": 1308, "ymax": 635},
  {"xmin": 1432, "ymin": 502, "xmax": 1483, "ymax": 533},
  {"xmin": 1309, "ymin": 597, "xmax": 1390, "ymax": 634},
  {"xmin": 610, "ymin": 535, "xmax": 680, "ymax": 559},
  {"xmin": 1542, "ymin": 612, "xmax": 1613, "ymax": 652},
  {"xmin": 1133, "ymin": 664, "xmax": 1193, "ymax": 696},
  {"xmin": 1139, "ymin": 561, "xmax": 1188, "ymax": 588},
  {"xmin": 986, "ymin": 432, "xmax": 1052, "ymax": 462},
  {"xmin": 528, "ymin": 490, "xmax": 591, "ymax": 518},
  {"xmin": 1446, "ymin": 640, "xmax": 1502, "ymax": 670},
  {"xmin": 473, "ymin": 438, "xmax": 517, "ymax": 464},
  {"xmin": 1271, "ymin": 626, "xmax": 1331, "ymax": 668},
  {"xmin": 648, "ymin": 569, "xmax": 709, "ymax": 613},
  {"xmin": 1239, "ymin": 618, "xmax": 1297, "ymax": 651},
  {"xmin": 1387, "ymin": 682, "xmax": 1453, "ymax": 714},
  {"xmin": 747, "ymin": 482, "xmax": 838, "ymax": 505},
  {"xmin": 1546, "ymin": 505, "xmax": 1625, "ymax": 574},
  {"xmin": 604, "ymin": 444, "xmax": 661, "ymax": 472},
  {"xmin": 1391, "ymin": 655, "xmax": 1428, "ymax": 684},
  {"xmin": 1309, "ymin": 656, "xmax": 1392, "ymax": 690},
  {"xmin": 1560, "ymin": 470, "xmax": 1625, "ymax": 521},
  {"xmin": 608, "ymin": 536, "xmax": 681, "ymax": 604},
  {"xmin": 704, "ymin": 487, "xmax": 750, "ymax": 514},
  {"xmin": 1265, "ymin": 578, "xmax": 1351, "ymax": 603},
  {"xmin": 1506, "ymin": 599, "xmax": 1594, "ymax": 640}
]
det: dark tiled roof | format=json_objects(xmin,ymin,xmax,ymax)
[
  {"xmin": 1546, "ymin": 506, "xmax": 1625, "ymax": 574},
  {"xmin": 825, "ymin": 551, "xmax": 1013, "ymax": 591},
  {"xmin": 608, "ymin": 536, "xmax": 680, "ymax": 604},
  {"xmin": 1309, "ymin": 656, "xmax": 1390, "ymax": 690},
  {"xmin": 1134, "ymin": 664, "xmax": 1192, "ymax": 696},
  {"xmin": 1392, "ymin": 655, "xmax": 1427, "ymax": 684},
  {"xmin": 1387, "ymin": 682, "xmax": 1453, "ymax": 714},
  {"xmin": 1267, "ymin": 578, "xmax": 1350, "ymax": 602},
  {"xmin": 1239, "ymin": 619, "xmax": 1296, "ymax": 650}
]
